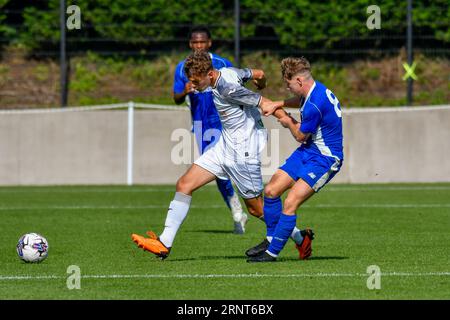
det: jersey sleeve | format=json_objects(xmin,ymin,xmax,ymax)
[
  {"xmin": 212, "ymin": 55, "xmax": 233, "ymax": 69},
  {"xmin": 300, "ymin": 102, "xmax": 322, "ymax": 134},
  {"xmin": 228, "ymin": 67, "xmax": 253, "ymax": 83},
  {"xmin": 173, "ymin": 62, "xmax": 186, "ymax": 94},
  {"xmin": 221, "ymin": 83, "xmax": 261, "ymax": 108},
  {"xmin": 223, "ymin": 57, "xmax": 233, "ymax": 68}
]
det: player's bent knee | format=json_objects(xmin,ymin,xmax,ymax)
[
  {"xmin": 248, "ymin": 207, "xmax": 263, "ymax": 218},
  {"xmin": 244, "ymin": 200, "xmax": 263, "ymax": 218},
  {"xmin": 175, "ymin": 177, "xmax": 193, "ymax": 194},
  {"xmin": 264, "ymin": 184, "xmax": 282, "ymax": 199}
]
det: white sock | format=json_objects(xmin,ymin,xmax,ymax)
[
  {"xmin": 159, "ymin": 192, "xmax": 192, "ymax": 248},
  {"xmin": 228, "ymin": 193, "xmax": 244, "ymax": 222},
  {"xmin": 290, "ymin": 227, "xmax": 304, "ymax": 245},
  {"xmin": 265, "ymin": 250, "xmax": 278, "ymax": 257}
]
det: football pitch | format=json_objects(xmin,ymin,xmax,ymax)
[{"xmin": 0, "ymin": 183, "xmax": 449, "ymax": 300}]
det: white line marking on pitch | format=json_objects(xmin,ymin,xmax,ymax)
[
  {"xmin": 0, "ymin": 272, "xmax": 449, "ymax": 281},
  {"xmin": 0, "ymin": 204, "xmax": 449, "ymax": 211},
  {"xmin": 326, "ymin": 186, "xmax": 450, "ymax": 191}
]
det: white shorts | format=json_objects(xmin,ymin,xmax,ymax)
[{"xmin": 194, "ymin": 139, "xmax": 264, "ymax": 199}]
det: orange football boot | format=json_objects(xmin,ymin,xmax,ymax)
[
  {"xmin": 131, "ymin": 231, "xmax": 170, "ymax": 260},
  {"xmin": 295, "ymin": 228, "xmax": 315, "ymax": 260}
]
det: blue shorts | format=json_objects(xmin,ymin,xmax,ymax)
[
  {"xmin": 279, "ymin": 148, "xmax": 342, "ymax": 192},
  {"xmin": 193, "ymin": 120, "xmax": 222, "ymax": 154}
]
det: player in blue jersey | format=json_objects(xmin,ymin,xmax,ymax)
[
  {"xmin": 247, "ymin": 57, "xmax": 344, "ymax": 262},
  {"xmin": 173, "ymin": 26, "xmax": 247, "ymax": 234}
]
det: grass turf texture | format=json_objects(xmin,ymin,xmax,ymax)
[{"xmin": 0, "ymin": 184, "xmax": 449, "ymax": 299}]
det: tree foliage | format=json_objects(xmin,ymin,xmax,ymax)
[
  {"xmin": 0, "ymin": 0, "xmax": 15, "ymax": 40},
  {"xmin": 241, "ymin": 0, "xmax": 449, "ymax": 48},
  {"xmin": 4, "ymin": 0, "xmax": 450, "ymax": 50}
]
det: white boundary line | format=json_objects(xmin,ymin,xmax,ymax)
[
  {"xmin": 0, "ymin": 203, "xmax": 449, "ymax": 211},
  {"xmin": 326, "ymin": 186, "xmax": 450, "ymax": 191},
  {"xmin": 0, "ymin": 272, "xmax": 449, "ymax": 281}
]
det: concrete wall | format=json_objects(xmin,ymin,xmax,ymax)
[
  {"xmin": 337, "ymin": 106, "xmax": 450, "ymax": 183},
  {"xmin": 0, "ymin": 105, "xmax": 449, "ymax": 185}
]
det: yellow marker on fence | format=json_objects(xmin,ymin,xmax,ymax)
[{"xmin": 403, "ymin": 62, "xmax": 418, "ymax": 81}]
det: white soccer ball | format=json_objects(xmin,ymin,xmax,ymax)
[{"xmin": 16, "ymin": 233, "xmax": 49, "ymax": 263}]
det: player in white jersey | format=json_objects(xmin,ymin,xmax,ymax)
[
  {"xmin": 194, "ymin": 66, "xmax": 269, "ymax": 201},
  {"xmin": 173, "ymin": 26, "xmax": 246, "ymax": 235},
  {"xmin": 131, "ymin": 51, "xmax": 303, "ymax": 259}
]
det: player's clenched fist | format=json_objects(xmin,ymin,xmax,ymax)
[
  {"xmin": 184, "ymin": 81, "xmax": 195, "ymax": 94},
  {"xmin": 259, "ymin": 98, "xmax": 281, "ymax": 116}
]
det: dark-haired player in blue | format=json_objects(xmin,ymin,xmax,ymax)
[
  {"xmin": 173, "ymin": 26, "xmax": 247, "ymax": 234},
  {"xmin": 247, "ymin": 57, "xmax": 344, "ymax": 262}
]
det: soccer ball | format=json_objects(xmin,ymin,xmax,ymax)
[{"xmin": 16, "ymin": 233, "xmax": 49, "ymax": 263}]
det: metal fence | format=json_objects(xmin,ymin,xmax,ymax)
[{"xmin": 0, "ymin": 1, "xmax": 449, "ymax": 108}]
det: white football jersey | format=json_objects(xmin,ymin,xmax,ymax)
[{"xmin": 211, "ymin": 67, "xmax": 267, "ymax": 160}]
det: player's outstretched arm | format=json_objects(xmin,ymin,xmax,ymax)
[
  {"xmin": 278, "ymin": 115, "xmax": 310, "ymax": 143},
  {"xmin": 259, "ymin": 97, "xmax": 285, "ymax": 117},
  {"xmin": 281, "ymin": 96, "xmax": 302, "ymax": 108},
  {"xmin": 259, "ymin": 97, "xmax": 309, "ymax": 143},
  {"xmin": 259, "ymin": 96, "xmax": 295, "ymax": 120},
  {"xmin": 259, "ymin": 94, "xmax": 302, "ymax": 117}
]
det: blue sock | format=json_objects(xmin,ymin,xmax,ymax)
[
  {"xmin": 264, "ymin": 197, "xmax": 282, "ymax": 238},
  {"xmin": 267, "ymin": 213, "xmax": 297, "ymax": 257},
  {"xmin": 216, "ymin": 178, "xmax": 234, "ymax": 209}
]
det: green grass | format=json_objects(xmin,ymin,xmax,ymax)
[{"xmin": 0, "ymin": 184, "xmax": 449, "ymax": 300}]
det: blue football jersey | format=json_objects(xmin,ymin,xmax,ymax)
[
  {"xmin": 173, "ymin": 53, "xmax": 232, "ymax": 153},
  {"xmin": 298, "ymin": 81, "xmax": 343, "ymax": 161}
]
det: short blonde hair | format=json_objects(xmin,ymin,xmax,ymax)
[
  {"xmin": 184, "ymin": 51, "xmax": 213, "ymax": 77},
  {"xmin": 281, "ymin": 57, "xmax": 312, "ymax": 80}
]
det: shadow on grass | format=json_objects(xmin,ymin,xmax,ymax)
[
  {"xmin": 279, "ymin": 256, "xmax": 349, "ymax": 262},
  {"xmin": 166, "ymin": 255, "xmax": 244, "ymax": 262},
  {"xmin": 186, "ymin": 229, "xmax": 236, "ymax": 234},
  {"xmin": 166, "ymin": 255, "xmax": 349, "ymax": 262}
]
